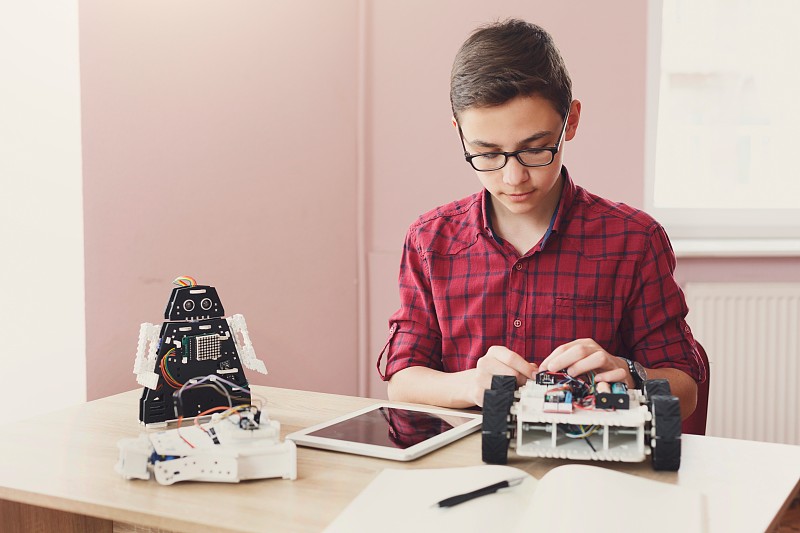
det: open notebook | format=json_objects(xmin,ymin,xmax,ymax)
[{"xmin": 325, "ymin": 464, "xmax": 707, "ymax": 533}]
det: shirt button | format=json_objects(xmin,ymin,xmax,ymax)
[
  {"xmin": 515, "ymin": 263, "xmax": 523, "ymax": 271},
  {"xmin": 513, "ymin": 319, "xmax": 522, "ymax": 328}
]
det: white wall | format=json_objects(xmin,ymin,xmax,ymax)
[{"xmin": 0, "ymin": 0, "xmax": 86, "ymax": 422}]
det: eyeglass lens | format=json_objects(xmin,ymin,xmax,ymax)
[{"xmin": 470, "ymin": 150, "xmax": 553, "ymax": 171}]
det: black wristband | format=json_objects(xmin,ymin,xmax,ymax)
[{"xmin": 622, "ymin": 358, "xmax": 646, "ymax": 389}]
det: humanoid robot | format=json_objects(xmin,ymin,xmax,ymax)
[
  {"xmin": 134, "ymin": 276, "xmax": 267, "ymax": 426},
  {"xmin": 119, "ymin": 276, "xmax": 296, "ymax": 484}
]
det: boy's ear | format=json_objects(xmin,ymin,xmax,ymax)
[
  {"xmin": 565, "ymin": 99, "xmax": 582, "ymax": 141},
  {"xmin": 451, "ymin": 115, "xmax": 458, "ymax": 129}
]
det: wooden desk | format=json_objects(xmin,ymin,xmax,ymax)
[{"xmin": 0, "ymin": 386, "xmax": 798, "ymax": 533}]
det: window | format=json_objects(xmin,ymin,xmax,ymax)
[{"xmin": 645, "ymin": 0, "xmax": 800, "ymax": 241}]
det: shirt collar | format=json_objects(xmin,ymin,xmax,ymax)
[
  {"xmin": 480, "ymin": 165, "xmax": 576, "ymax": 248},
  {"xmin": 480, "ymin": 188, "xmax": 494, "ymax": 236},
  {"xmin": 549, "ymin": 165, "xmax": 576, "ymax": 239}
]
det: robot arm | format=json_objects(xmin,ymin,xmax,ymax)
[
  {"xmin": 226, "ymin": 314, "xmax": 267, "ymax": 375},
  {"xmin": 134, "ymin": 322, "xmax": 161, "ymax": 389}
]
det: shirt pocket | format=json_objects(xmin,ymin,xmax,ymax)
[{"xmin": 552, "ymin": 296, "xmax": 617, "ymax": 348}]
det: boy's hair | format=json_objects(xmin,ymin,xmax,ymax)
[{"xmin": 450, "ymin": 19, "xmax": 572, "ymax": 119}]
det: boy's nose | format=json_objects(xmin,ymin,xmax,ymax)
[{"xmin": 502, "ymin": 157, "xmax": 530, "ymax": 186}]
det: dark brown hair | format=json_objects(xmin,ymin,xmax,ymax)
[{"xmin": 450, "ymin": 19, "xmax": 572, "ymax": 119}]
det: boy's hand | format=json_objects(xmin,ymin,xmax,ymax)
[
  {"xmin": 540, "ymin": 338, "xmax": 631, "ymax": 386},
  {"xmin": 470, "ymin": 346, "xmax": 538, "ymax": 406}
]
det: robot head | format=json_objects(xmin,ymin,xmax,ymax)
[{"xmin": 164, "ymin": 285, "xmax": 225, "ymax": 321}]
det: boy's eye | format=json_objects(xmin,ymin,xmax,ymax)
[
  {"xmin": 518, "ymin": 149, "xmax": 553, "ymax": 166},
  {"xmin": 479, "ymin": 153, "xmax": 502, "ymax": 160}
]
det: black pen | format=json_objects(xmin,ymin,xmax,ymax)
[{"xmin": 435, "ymin": 476, "xmax": 528, "ymax": 508}]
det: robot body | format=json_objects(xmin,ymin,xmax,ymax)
[{"xmin": 134, "ymin": 279, "xmax": 267, "ymax": 426}]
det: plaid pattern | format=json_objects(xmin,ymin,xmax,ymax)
[{"xmin": 381, "ymin": 168, "xmax": 705, "ymax": 383}]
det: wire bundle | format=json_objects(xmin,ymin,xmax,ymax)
[
  {"xmin": 160, "ymin": 348, "xmax": 182, "ymax": 389},
  {"xmin": 172, "ymin": 275, "xmax": 197, "ymax": 287},
  {"xmin": 172, "ymin": 375, "xmax": 266, "ymax": 449},
  {"xmin": 545, "ymin": 371, "xmax": 597, "ymax": 407},
  {"xmin": 545, "ymin": 372, "xmax": 600, "ymax": 449}
]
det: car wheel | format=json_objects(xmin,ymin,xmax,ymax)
[
  {"xmin": 491, "ymin": 375, "xmax": 517, "ymax": 393},
  {"xmin": 644, "ymin": 379, "xmax": 671, "ymax": 399},
  {"xmin": 650, "ymin": 394, "xmax": 681, "ymax": 471},
  {"xmin": 482, "ymin": 388, "xmax": 514, "ymax": 464}
]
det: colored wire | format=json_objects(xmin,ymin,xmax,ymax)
[
  {"xmin": 546, "ymin": 371, "xmax": 598, "ymax": 410},
  {"xmin": 178, "ymin": 383, "xmax": 232, "ymax": 412},
  {"xmin": 193, "ymin": 405, "xmax": 236, "ymax": 435},
  {"xmin": 176, "ymin": 416, "xmax": 195, "ymax": 448},
  {"xmin": 160, "ymin": 348, "xmax": 183, "ymax": 389},
  {"xmin": 573, "ymin": 396, "xmax": 596, "ymax": 410},
  {"xmin": 587, "ymin": 371, "xmax": 597, "ymax": 394},
  {"xmin": 173, "ymin": 275, "xmax": 197, "ymax": 287},
  {"xmin": 172, "ymin": 374, "xmax": 255, "ymax": 421},
  {"xmin": 174, "ymin": 379, "xmax": 246, "ymax": 448},
  {"xmin": 219, "ymin": 404, "xmax": 259, "ymax": 425},
  {"xmin": 562, "ymin": 424, "xmax": 600, "ymax": 439}
]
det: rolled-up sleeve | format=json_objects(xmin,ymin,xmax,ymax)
[
  {"xmin": 621, "ymin": 224, "xmax": 706, "ymax": 383},
  {"xmin": 380, "ymin": 227, "xmax": 443, "ymax": 381}
]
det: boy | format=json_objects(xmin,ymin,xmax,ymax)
[{"xmin": 378, "ymin": 19, "xmax": 704, "ymax": 419}]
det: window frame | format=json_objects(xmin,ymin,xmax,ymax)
[{"xmin": 644, "ymin": 0, "xmax": 800, "ymax": 245}]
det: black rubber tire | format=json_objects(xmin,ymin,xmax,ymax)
[
  {"xmin": 491, "ymin": 375, "xmax": 517, "ymax": 393},
  {"xmin": 650, "ymin": 395, "xmax": 682, "ymax": 471},
  {"xmin": 644, "ymin": 379, "xmax": 672, "ymax": 400},
  {"xmin": 482, "ymin": 388, "xmax": 514, "ymax": 464}
]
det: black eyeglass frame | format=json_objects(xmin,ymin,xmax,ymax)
[{"xmin": 457, "ymin": 110, "xmax": 570, "ymax": 172}]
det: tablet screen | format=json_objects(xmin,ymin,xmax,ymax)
[{"xmin": 306, "ymin": 406, "xmax": 476, "ymax": 449}]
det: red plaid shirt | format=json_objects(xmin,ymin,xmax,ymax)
[{"xmin": 380, "ymin": 168, "xmax": 705, "ymax": 383}]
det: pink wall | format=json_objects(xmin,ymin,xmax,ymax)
[
  {"xmin": 80, "ymin": 0, "xmax": 359, "ymax": 399},
  {"xmin": 80, "ymin": 1, "xmax": 800, "ymax": 401},
  {"xmin": 367, "ymin": 2, "xmax": 648, "ymax": 252}
]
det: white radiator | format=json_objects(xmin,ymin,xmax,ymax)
[{"xmin": 684, "ymin": 282, "xmax": 800, "ymax": 445}]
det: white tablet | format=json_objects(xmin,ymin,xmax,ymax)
[{"xmin": 285, "ymin": 403, "xmax": 482, "ymax": 461}]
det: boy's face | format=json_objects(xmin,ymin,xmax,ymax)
[{"xmin": 456, "ymin": 94, "xmax": 579, "ymax": 221}]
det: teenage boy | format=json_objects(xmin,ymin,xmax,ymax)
[{"xmin": 378, "ymin": 19, "xmax": 705, "ymax": 419}]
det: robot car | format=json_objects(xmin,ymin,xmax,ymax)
[{"xmin": 482, "ymin": 372, "xmax": 682, "ymax": 471}]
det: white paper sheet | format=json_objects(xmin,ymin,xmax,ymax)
[
  {"xmin": 325, "ymin": 465, "xmax": 536, "ymax": 533},
  {"xmin": 325, "ymin": 464, "xmax": 706, "ymax": 533}
]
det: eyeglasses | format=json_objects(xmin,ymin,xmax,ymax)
[{"xmin": 458, "ymin": 111, "xmax": 570, "ymax": 172}]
